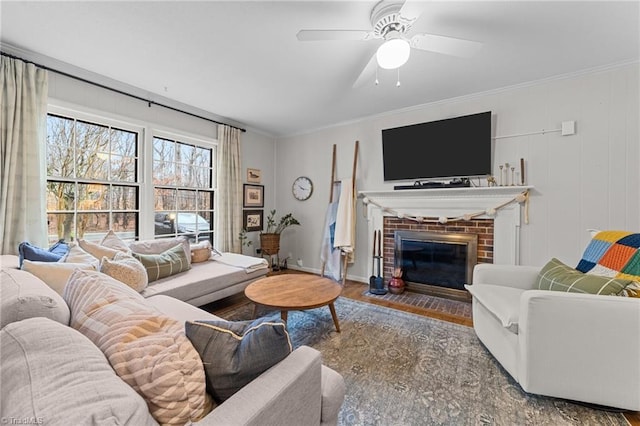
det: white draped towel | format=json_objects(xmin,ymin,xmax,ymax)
[
  {"xmin": 333, "ymin": 178, "xmax": 356, "ymax": 263},
  {"xmin": 212, "ymin": 252, "xmax": 269, "ymax": 273}
]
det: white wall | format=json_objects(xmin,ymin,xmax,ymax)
[
  {"xmin": 48, "ymin": 73, "xmax": 215, "ymax": 138},
  {"xmin": 240, "ymin": 130, "xmax": 277, "ymax": 252},
  {"xmin": 275, "ymin": 63, "xmax": 640, "ymax": 282}
]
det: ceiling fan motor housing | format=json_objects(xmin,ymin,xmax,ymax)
[{"xmin": 371, "ymin": 1, "xmax": 413, "ymax": 39}]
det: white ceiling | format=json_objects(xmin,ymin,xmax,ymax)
[{"xmin": 1, "ymin": 1, "xmax": 638, "ymax": 137}]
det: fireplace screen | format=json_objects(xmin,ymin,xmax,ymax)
[{"xmin": 394, "ymin": 231, "xmax": 478, "ymax": 292}]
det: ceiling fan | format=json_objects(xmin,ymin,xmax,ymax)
[{"xmin": 296, "ymin": 0, "xmax": 483, "ymax": 87}]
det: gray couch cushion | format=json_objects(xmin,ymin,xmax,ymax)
[
  {"xmin": 321, "ymin": 365, "xmax": 347, "ymax": 425},
  {"xmin": 0, "ymin": 254, "xmax": 20, "ymax": 269},
  {"xmin": 146, "ymin": 294, "xmax": 223, "ymax": 323},
  {"xmin": 0, "ymin": 317, "xmax": 157, "ymax": 426},
  {"xmin": 0, "ymin": 267, "xmax": 70, "ymax": 327},
  {"xmin": 186, "ymin": 314, "xmax": 293, "ymax": 403},
  {"xmin": 140, "ymin": 259, "xmax": 266, "ymax": 302}
]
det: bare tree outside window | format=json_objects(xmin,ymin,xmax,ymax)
[
  {"xmin": 46, "ymin": 114, "xmax": 139, "ymax": 243},
  {"xmin": 45, "ymin": 112, "xmax": 214, "ymax": 244}
]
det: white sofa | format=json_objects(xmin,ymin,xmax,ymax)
[{"xmin": 467, "ymin": 263, "xmax": 640, "ymax": 411}]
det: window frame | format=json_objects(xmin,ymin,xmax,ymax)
[
  {"xmin": 150, "ymin": 129, "xmax": 217, "ymax": 243},
  {"xmin": 45, "ymin": 105, "xmax": 144, "ymax": 243},
  {"xmin": 46, "ymin": 102, "xmax": 218, "ymax": 243}
]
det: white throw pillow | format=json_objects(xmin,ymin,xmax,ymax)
[
  {"xmin": 63, "ymin": 243, "xmax": 100, "ymax": 268},
  {"xmin": 21, "ymin": 260, "xmax": 97, "ymax": 295},
  {"xmin": 78, "ymin": 239, "xmax": 121, "ymax": 261},
  {"xmin": 128, "ymin": 236, "xmax": 192, "ymax": 264},
  {"xmin": 100, "ymin": 230, "xmax": 131, "ymax": 253}
]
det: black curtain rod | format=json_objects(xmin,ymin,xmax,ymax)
[{"xmin": 1, "ymin": 51, "xmax": 246, "ymax": 133}]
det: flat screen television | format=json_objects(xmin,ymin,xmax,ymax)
[{"xmin": 382, "ymin": 111, "xmax": 492, "ymax": 182}]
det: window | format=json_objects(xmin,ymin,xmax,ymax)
[
  {"xmin": 152, "ymin": 136, "xmax": 215, "ymax": 243},
  {"xmin": 46, "ymin": 114, "xmax": 139, "ymax": 243}
]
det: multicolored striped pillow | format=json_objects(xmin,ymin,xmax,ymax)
[
  {"xmin": 576, "ymin": 230, "xmax": 640, "ymax": 282},
  {"xmin": 63, "ymin": 269, "xmax": 213, "ymax": 424}
]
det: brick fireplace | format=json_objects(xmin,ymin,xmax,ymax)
[
  {"xmin": 360, "ymin": 186, "xmax": 529, "ymax": 298},
  {"xmin": 383, "ymin": 217, "xmax": 494, "ymax": 299}
]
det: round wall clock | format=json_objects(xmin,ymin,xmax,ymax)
[{"xmin": 292, "ymin": 176, "xmax": 313, "ymax": 201}]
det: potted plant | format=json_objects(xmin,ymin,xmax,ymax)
[
  {"xmin": 238, "ymin": 228, "xmax": 253, "ymax": 255},
  {"xmin": 260, "ymin": 210, "xmax": 300, "ymax": 256}
]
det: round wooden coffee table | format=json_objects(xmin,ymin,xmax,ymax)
[{"xmin": 244, "ymin": 274, "xmax": 342, "ymax": 332}]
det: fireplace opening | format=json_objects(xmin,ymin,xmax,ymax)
[{"xmin": 394, "ymin": 231, "xmax": 477, "ymax": 301}]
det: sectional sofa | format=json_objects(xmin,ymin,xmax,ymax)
[{"xmin": 0, "ymin": 240, "xmax": 346, "ymax": 425}]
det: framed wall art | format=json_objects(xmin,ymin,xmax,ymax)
[
  {"xmin": 243, "ymin": 184, "xmax": 264, "ymax": 208},
  {"xmin": 247, "ymin": 168, "xmax": 262, "ymax": 184},
  {"xmin": 243, "ymin": 209, "xmax": 264, "ymax": 232}
]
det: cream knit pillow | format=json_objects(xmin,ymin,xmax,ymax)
[{"xmin": 100, "ymin": 252, "xmax": 148, "ymax": 292}]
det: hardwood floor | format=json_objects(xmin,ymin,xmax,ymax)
[
  {"xmin": 627, "ymin": 411, "xmax": 640, "ymax": 425},
  {"xmin": 205, "ymin": 270, "xmax": 638, "ymax": 425},
  {"xmin": 206, "ymin": 270, "xmax": 473, "ymax": 327}
]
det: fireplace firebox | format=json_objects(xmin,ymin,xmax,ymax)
[{"xmin": 394, "ymin": 231, "xmax": 477, "ymax": 301}]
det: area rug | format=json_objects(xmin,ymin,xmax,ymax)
[{"xmin": 218, "ymin": 298, "xmax": 627, "ymax": 426}]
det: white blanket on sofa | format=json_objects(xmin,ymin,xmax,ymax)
[{"xmin": 213, "ymin": 252, "xmax": 269, "ymax": 273}]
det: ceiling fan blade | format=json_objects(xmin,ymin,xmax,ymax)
[
  {"xmin": 411, "ymin": 33, "xmax": 482, "ymax": 58},
  {"xmin": 399, "ymin": 0, "xmax": 428, "ymax": 22},
  {"xmin": 296, "ymin": 30, "xmax": 371, "ymax": 41},
  {"xmin": 352, "ymin": 53, "xmax": 378, "ymax": 89}
]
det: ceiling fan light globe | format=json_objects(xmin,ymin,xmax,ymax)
[{"xmin": 376, "ymin": 38, "xmax": 410, "ymax": 69}]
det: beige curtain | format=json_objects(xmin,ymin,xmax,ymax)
[
  {"xmin": 0, "ymin": 56, "xmax": 48, "ymax": 255},
  {"xmin": 215, "ymin": 124, "xmax": 242, "ymax": 253}
]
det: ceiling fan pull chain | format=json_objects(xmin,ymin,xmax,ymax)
[
  {"xmin": 375, "ymin": 66, "xmax": 379, "ymax": 86},
  {"xmin": 396, "ymin": 68, "xmax": 401, "ymax": 87}
]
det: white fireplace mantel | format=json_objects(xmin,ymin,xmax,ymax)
[{"xmin": 359, "ymin": 186, "xmax": 532, "ymax": 266}]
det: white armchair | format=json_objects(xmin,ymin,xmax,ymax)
[{"xmin": 467, "ymin": 263, "xmax": 640, "ymax": 411}]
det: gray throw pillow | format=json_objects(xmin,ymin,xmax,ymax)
[{"xmin": 185, "ymin": 314, "xmax": 293, "ymax": 403}]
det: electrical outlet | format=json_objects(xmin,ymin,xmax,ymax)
[
  {"xmin": 288, "ymin": 252, "xmax": 293, "ymax": 259},
  {"xmin": 561, "ymin": 121, "xmax": 576, "ymax": 136},
  {"xmin": 296, "ymin": 258, "xmax": 303, "ymax": 267}
]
